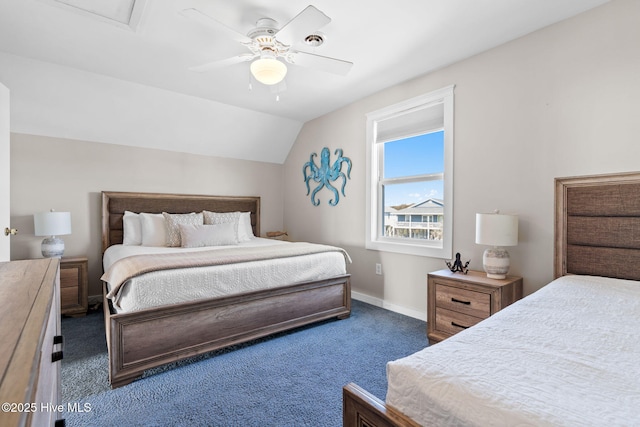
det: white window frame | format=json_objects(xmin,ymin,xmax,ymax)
[{"xmin": 365, "ymin": 85, "xmax": 454, "ymax": 258}]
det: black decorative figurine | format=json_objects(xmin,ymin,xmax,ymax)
[{"xmin": 446, "ymin": 252, "xmax": 470, "ymax": 274}]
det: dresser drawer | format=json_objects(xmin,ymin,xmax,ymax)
[
  {"xmin": 435, "ymin": 307, "xmax": 484, "ymax": 335},
  {"xmin": 435, "ymin": 283, "xmax": 490, "ymax": 319}
]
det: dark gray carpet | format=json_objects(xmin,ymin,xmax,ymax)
[{"xmin": 61, "ymin": 300, "xmax": 427, "ymax": 427}]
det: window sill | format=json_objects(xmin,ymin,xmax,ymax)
[{"xmin": 365, "ymin": 239, "xmax": 451, "ymax": 259}]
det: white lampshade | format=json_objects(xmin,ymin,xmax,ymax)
[
  {"xmin": 475, "ymin": 211, "xmax": 518, "ymax": 279},
  {"xmin": 475, "ymin": 212, "xmax": 518, "ymax": 247},
  {"xmin": 250, "ymin": 57, "xmax": 287, "ymax": 85},
  {"xmin": 34, "ymin": 211, "xmax": 72, "ymax": 258},
  {"xmin": 34, "ymin": 211, "xmax": 72, "ymax": 237}
]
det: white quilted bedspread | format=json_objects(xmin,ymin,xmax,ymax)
[
  {"xmin": 386, "ymin": 275, "xmax": 640, "ymax": 426},
  {"xmin": 103, "ymin": 238, "xmax": 347, "ymax": 313}
]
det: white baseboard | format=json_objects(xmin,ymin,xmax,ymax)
[{"xmin": 351, "ymin": 291, "xmax": 426, "ymax": 322}]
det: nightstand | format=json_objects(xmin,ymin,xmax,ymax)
[
  {"xmin": 60, "ymin": 256, "xmax": 88, "ymax": 317},
  {"xmin": 427, "ymin": 269, "xmax": 522, "ymax": 344},
  {"xmin": 265, "ymin": 231, "xmax": 289, "ymax": 241}
]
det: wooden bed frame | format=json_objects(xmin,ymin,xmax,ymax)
[
  {"xmin": 343, "ymin": 171, "xmax": 640, "ymax": 427},
  {"xmin": 101, "ymin": 191, "xmax": 351, "ymax": 389}
]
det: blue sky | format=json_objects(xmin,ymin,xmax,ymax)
[{"xmin": 383, "ymin": 130, "xmax": 444, "ymax": 207}]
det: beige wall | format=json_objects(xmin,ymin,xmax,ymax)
[
  {"xmin": 7, "ymin": 0, "xmax": 639, "ymax": 318},
  {"xmin": 283, "ymin": 0, "xmax": 640, "ymax": 317},
  {"xmin": 10, "ymin": 133, "xmax": 284, "ymax": 297}
]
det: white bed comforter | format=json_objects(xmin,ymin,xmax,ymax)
[
  {"xmin": 103, "ymin": 238, "xmax": 348, "ymax": 313},
  {"xmin": 386, "ymin": 275, "xmax": 640, "ymax": 426}
]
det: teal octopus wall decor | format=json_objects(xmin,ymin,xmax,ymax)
[{"xmin": 303, "ymin": 147, "xmax": 352, "ymax": 206}]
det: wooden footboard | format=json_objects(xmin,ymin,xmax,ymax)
[
  {"xmin": 104, "ymin": 275, "xmax": 350, "ymax": 388},
  {"xmin": 343, "ymin": 383, "xmax": 420, "ymax": 427}
]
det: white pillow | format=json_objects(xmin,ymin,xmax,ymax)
[
  {"xmin": 239, "ymin": 212, "xmax": 255, "ymax": 240},
  {"xmin": 162, "ymin": 212, "xmax": 203, "ymax": 247},
  {"xmin": 203, "ymin": 211, "xmax": 254, "ymax": 242},
  {"xmin": 179, "ymin": 223, "xmax": 238, "ymax": 248},
  {"xmin": 139, "ymin": 213, "xmax": 166, "ymax": 247},
  {"xmin": 122, "ymin": 211, "xmax": 142, "ymax": 245}
]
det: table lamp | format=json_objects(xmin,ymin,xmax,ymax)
[
  {"xmin": 475, "ymin": 210, "xmax": 518, "ymax": 279},
  {"xmin": 34, "ymin": 210, "xmax": 72, "ymax": 258}
]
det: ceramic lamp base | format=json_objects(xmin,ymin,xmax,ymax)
[
  {"xmin": 41, "ymin": 236, "xmax": 65, "ymax": 258},
  {"xmin": 482, "ymin": 246, "xmax": 510, "ymax": 279}
]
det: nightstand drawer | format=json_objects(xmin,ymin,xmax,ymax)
[
  {"xmin": 60, "ymin": 286, "xmax": 79, "ymax": 307},
  {"xmin": 435, "ymin": 283, "xmax": 490, "ymax": 319},
  {"xmin": 435, "ymin": 307, "xmax": 484, "ymax": 335},
  {"xmin": 60, "ymin": 267, "xmax": 79, "ymax": 288},
  {"xmin": 428, "ymin": 269, "xmax": 523, "ymax": 344},
  {"xmin": 59, "ymin": 257, "xmax": 88, "ymax": 316}
]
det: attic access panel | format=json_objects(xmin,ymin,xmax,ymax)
[{"xmin": 40, "ymin": 0, "xmax": 147, "ymax": 31}]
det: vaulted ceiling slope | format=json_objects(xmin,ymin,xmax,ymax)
[{"xmin": 0, "ymin": 0, "xmax": 609, "ymax": 163}]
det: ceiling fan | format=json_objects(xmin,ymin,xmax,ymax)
[{"xmin": 181, "ymin": 5, "xmax": 353, "ymax": 86}]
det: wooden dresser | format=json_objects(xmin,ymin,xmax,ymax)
[
  {"xmin": 427, "ymin": 269, "xmax": 523, "ymax": 344},
  {"xmin": 0, "ymin": 258, "xmax": 64, "ymax": 427}
]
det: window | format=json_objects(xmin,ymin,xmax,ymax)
[{"xmin": 365, "ymin": 85, "xmax": 454, "ymax": 258}]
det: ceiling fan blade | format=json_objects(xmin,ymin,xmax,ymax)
[
  {"xmin": 189, "ymin": 54, "xmax": 256, "ymax": 73},
  {"xmin": 275, "ymin": 5, "xmax": 331, "ymax": 46},
  {"xmin": 180, "ymin": 8, "xmax": 251, "ymax": 44},
  {"xmin": 291, "ymin": 51, "xmax": 353, "ymax": 76}
]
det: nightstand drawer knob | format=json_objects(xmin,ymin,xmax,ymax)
[{"xmin": 451, "ymin": 297, "xmax": 471, "ymax": 305}]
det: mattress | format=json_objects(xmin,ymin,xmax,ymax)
[
  {"xmin": 386, "ymin": 275, "xmax": 640, "ymax": 426},
  {"xmin": 102, "ymin": 238, "xmax": 348, "ymax": 313}
]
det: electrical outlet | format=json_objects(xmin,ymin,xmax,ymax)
[{"xmin": 375, "ymin": 263, "xmax": 382, "ymax": 275}]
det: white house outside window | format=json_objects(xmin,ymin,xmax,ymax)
[{"xmin": 365, "ymin": 85, "xmax": 454, "ymax": 258}]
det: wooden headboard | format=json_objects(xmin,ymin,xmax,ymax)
[
  {"xmin": 101, "ymin": 191, "xmax": 260, "ymax": 254},
  {"xmin": 555, "ymin": 171, "xmax": 640, "ymax": 280}
]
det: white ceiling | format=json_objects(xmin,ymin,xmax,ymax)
[{"xmin": 0, "ymin": 0, "xmax": 609, "ymax": 162}]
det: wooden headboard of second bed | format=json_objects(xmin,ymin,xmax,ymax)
[
  {"xmin": 555, "ymin": 171, "xmax": 640, "ymax": 280},
  {"xmin": 101, "ymin": 191, "xmax": 260, "ymax": 254}
]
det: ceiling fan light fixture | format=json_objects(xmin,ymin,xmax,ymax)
[{"xmin": 250, "ymin": 57, "xmax": 287, "ymax": 85}]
